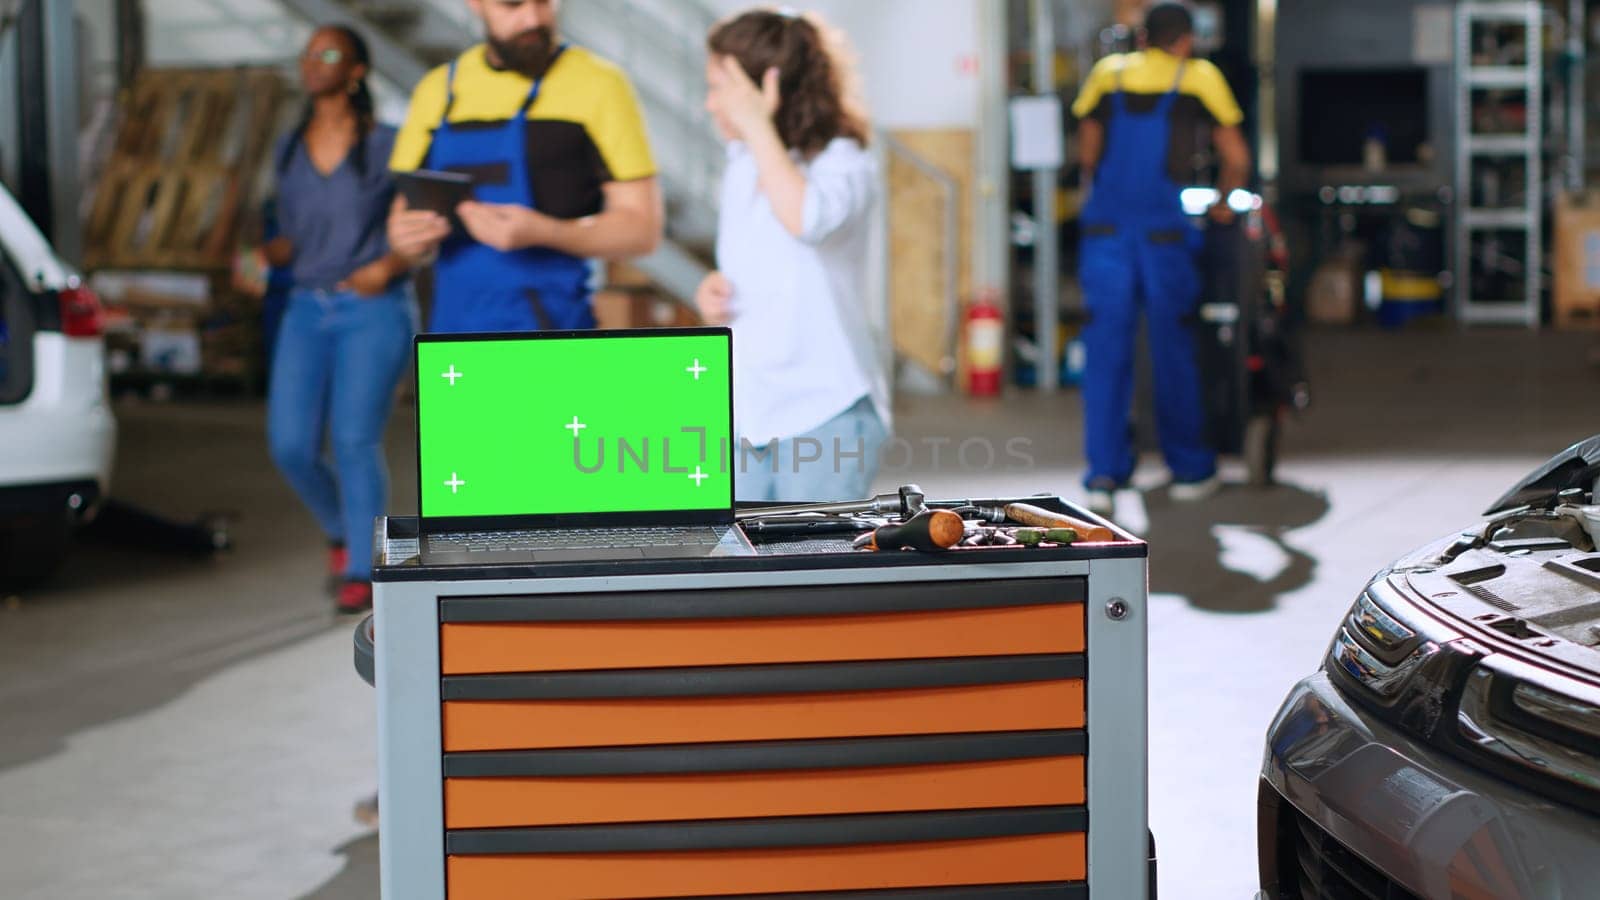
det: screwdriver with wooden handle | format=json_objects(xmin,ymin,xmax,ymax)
[
  {"xmin": 1003, "ymin": 502, "xmax": 1119, "ymax": 542},
  {"xmin": 852, "ymin": 509, "xmax": 966, "ymax": 552}
]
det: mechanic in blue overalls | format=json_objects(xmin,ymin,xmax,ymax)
[
  {"xmin": 386, "ymin": 0, "xmax": 662, "ymax": 333},
  {"xmin": 1070, "ymin": 2, "xmax": 1251, "ymax": 516}
]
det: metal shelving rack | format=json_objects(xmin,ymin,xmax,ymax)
[{"xmin": 1455, "ymin": 1, "xmax": 1543, "ymax": 327}]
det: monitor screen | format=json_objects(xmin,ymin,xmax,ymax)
[
  {"xmin": 1298, "ymin": 68, "xmax": 1430, "ymax": 166},
  {"xmin": 415, "ymin": 330, "xmax": 734, "ymax": 523}
]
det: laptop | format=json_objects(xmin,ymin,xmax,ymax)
[{"xmin": 414, "ymin": 327, "xmax": 755, "ymax": 565}]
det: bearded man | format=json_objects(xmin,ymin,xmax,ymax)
[{"xmin": 387, "ymin": 0, "xmax": 663, "ymax": 332}]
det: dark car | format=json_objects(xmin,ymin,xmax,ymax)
[{"xmin": 1259, "ymin": 436, "xmax": 1600, "ymax": 899}]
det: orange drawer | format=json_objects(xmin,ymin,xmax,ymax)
[
  {"xmin": 445, "ymin": 756, "xmax": 1085, "ymax": 827},
  {"xmin": 445, "ymin": 833, "xmax": 1086, "ymax": 900},
  {"xmin": 443, "ymin": 679, "xmax": 1085, "ymax": 751},
  {"xmin": 440, "ymin": 604, "xmax": 1085, "ymax": 674}
]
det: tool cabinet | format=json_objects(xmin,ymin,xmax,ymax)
[{"xmin": 369, "ymin": 495, "xmax": 1149, "ymax": 899}]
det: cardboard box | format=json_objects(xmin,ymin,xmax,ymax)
[
  {"xmin": 604, "ymin": 261, "xmax": 659, "ymax": 290},
  {"xmin": 592, "ymin": 289, "xmax": 702, "ymax": 330},
  {"xmin": 1553, "ymin": 191, "xmax": 1600, "ymax": 329},
  {"xmin": 592, "ymin": 289, "xmax": 650, "ymax": 330},
  {"xmin": 1305, "ymin": 251, "xmax": 1363, "ymax": 325},
  {"xmin": 140, "ymin": 321, "xmax": 203, "ymax": 374},
  {"xmin": 91, "ymin": 271, "xmax": 211, "ymax": 310}
]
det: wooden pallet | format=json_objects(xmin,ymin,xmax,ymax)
[
  {"xmin": 85, "ymin": 68, "xmax": 288, "ymax": 272},
  {"xmin": 85, "ymin": 164, "xmax": 249, "ymax": 270}
]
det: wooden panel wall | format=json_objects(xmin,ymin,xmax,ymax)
[{"xmin": 887, "ymin": 129, "xmax": 974, "ymax": 380}]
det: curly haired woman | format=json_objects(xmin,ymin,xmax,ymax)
[{"xmin": 696, "ymin": 8, "xmax": 891, "ymax": 503}]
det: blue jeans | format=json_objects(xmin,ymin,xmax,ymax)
[
  {"xmin": 1078, "ymin": 228, "xmax": 1215, "ymax": 487},
  {"xmin": 267, "ymin": 286, "xmax": 416, "ymax": 580},
  {"xmin": 737, "ymin": 397, "xmax": 889, "ymax": 503}
]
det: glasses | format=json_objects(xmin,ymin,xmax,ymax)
[{"xmin": 303, "ymin": 48, "xmax": 345, "ymax": 65}]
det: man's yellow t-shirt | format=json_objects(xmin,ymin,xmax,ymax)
[
  {"xmin": 391, "ymin": 44, "xmax": 656, "ymax": 220},
  {"xmin": 1071, "ymin": 48, "xmax": 1243, "ymax": 184}
]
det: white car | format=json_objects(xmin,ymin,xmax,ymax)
[{"xmin": 0, "ymin": 181, "xmax": 116, "ymax": 583}]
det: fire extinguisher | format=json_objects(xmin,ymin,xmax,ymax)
[{"xmin": 965, "ymin": 291, "xmax": 1004, "ymax": 397}]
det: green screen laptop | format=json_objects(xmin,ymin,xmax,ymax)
[{"xmin": 414, "ymin": 327, "xmax": 753, "ymax": 564}]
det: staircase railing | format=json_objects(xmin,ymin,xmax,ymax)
[{"xmin": 561, "ymin": 0, "xmax": 725, "ymax": 232}]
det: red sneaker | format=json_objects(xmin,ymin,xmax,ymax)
[
  {"xmin": 327, "ymin": 543, "xmax": 349, "ymax": 577},
  {"xmin": 337, "ymin": 580, "xmax": 372, "ymax": 614}
]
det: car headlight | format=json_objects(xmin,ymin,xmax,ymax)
[
  {"xmin": 1327, "ymin": 575, "xmax": 1600, "ymax": 812},
  {"xmin": 1349, "ymin": 586, "xmax": 1419, "ymax": 661},
  {"xmin": 1456, "ymin": 656, "xmax": 1600, "ymax": 796},
  {"xmin": 1328, "ymin": 578, "xmax": 1459, "ymax": 696}
]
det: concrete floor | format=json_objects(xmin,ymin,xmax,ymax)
[{"xmin": 0, "ymin": 328, "xmax": 1594, "ymax": 899}]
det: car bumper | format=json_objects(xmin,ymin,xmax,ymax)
[
  {"xmin": 0, "ymin": 333, "xmax": 115, "ymax": 495},
  {"xmin": 0, "ymin": 478, "xmax": 102, "ymax": 521},
  {"xmin": 1260, "ymin": 672, "xmax": 1600, "ymax": 898}
]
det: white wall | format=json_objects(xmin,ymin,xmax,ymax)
[{"xmin": 704, "ymin": 0, "xmax": 984, "ymax": 130}]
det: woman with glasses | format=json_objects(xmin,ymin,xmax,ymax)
[{"xmin": 263, "ymin": 25, "xmax": 414, "ymax": 614}]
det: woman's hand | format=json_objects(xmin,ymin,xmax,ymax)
[
  {"xmin": 387, "ymin": 195, "xmax": 451, "ymax": 262},
  {"xmin": 708, "ymin": 55, "xmax": 808, "ymax": 236},
  {"xmin": 711, "ymin": 55, "xmax": 780, "ymax": 142},
  {"xmin": 262, "ymin": 236, "xmax": 294, "ymax": 268},
  {"xmin": 694, "ymin": 270, "xmax": 733, "ymax": 325},
  {"xmin": 338, "ymin": 257, "xmax": 396, "ymax": 297}
]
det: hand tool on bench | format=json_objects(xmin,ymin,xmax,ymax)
[
  {"xmin": 737, "ymin": 485, "xmax": 1006, "ymax": 524},
  {"xmin": 852, "ymin": 509, "xmax": 965, "ymax": 552},
  {"xmin": 1012, "ymin": 527, "xmax": 1079, "ymax": 546},
  {"xmin": 1003, "ymin": 502, "xmax": 1119, "ymax": 542},
  {"xmin": 741, "ymin": 516, "xmax": 878, "ymax": 537},
  {"xmin": 935, "ymin": 503, "xmax": 1009, "ymax": 523},
  {"xmin": 962, "ymin": 527, "xmax": 1019, "ymax": 547},
  {"xmin": 737, "ymin": 484, "xmax": 927, "ymax": 520},
  {"xmin": 960, "ymin": 526, "xmax": 1076, "ymax": 548}
]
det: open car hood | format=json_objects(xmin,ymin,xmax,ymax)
[{"xmin": 1486, "ymin": 434, "xmax": 1600, "ymax": 515}]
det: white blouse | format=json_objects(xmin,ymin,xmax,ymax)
[{"xmin": 716, "ymin": 137, "xmax": 891, "ymax": 444}]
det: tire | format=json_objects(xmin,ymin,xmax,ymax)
[
  {"xmin": 0, "ymin": 511, "xmax": 73, "ymax": 588},
  {"xmin": 1244, "ymin": 414, "xmax": 1279, "ymax": 487}
]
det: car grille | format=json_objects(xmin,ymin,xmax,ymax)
[{"xmin": 1280, "ymin": 805, "xmax": 1420, "ymax": 900}]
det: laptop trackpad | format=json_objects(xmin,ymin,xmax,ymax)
[{"xmin": 532, "ymin": 548, "xmax": 647, "ymax": 562}]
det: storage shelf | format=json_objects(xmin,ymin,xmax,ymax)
[
  {"xmin": 1467, "ymin": 135, "xmax": 1538, "ymax": 155},
  {"xmin": 1460, "ymin": 303, "xmax": 1539, "ymax": 325},
  {"xmin": 1467, "ymin": 67, "xmax": 1534, "ymax": 88},
  {"xmin": 1461, "ymin": 1, "xmax": 1543, "ymax": 23},
  {"xmin": 1463, "ymin": 209, "xmax": 1536, "ymax": 228},
  {"xmin": 1455, "ymin": 1, "xmax": 1542, "ymax": 328}
]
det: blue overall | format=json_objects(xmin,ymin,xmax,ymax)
[
  {"xmin": 1078, "ymin": 62, "xmax": 1214, "ymax": 487},
  {"xmin": 425, "ymin": 47, "xmax": 596, "ymax": 333}
]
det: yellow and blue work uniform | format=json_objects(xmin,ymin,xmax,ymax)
[
  {"xmin": 391, "ymin": 44, "xmax": 656, "ymax": 333},
  {"xmin": 1071, "ymin": 48, "xmax": 1242, "ymax": 488}
]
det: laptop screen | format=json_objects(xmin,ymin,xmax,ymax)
[{"xmin": 415, "ymin": 328, "xmax": 734, "ymax": 528}]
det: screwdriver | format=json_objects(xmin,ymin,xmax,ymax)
[
  {"xmin": 852, "ymin": 509, "xmax": 965, "ymax": 552},
  {"xmin": 1003, "ymin": 502, "xmax": 1118, "ymax": 542},
  {"xmin": 1013, "ymin": 527, "xmax": 1079, "ymax": 546}
]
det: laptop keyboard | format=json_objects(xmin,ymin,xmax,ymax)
[{"xmin": 429, "ymin": 526, "xmax": 726, "ymax": 553}]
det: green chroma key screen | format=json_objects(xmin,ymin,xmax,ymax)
[{"xmin": 415, "ymin": 331, "xmax": 733, "ymax": 519}]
